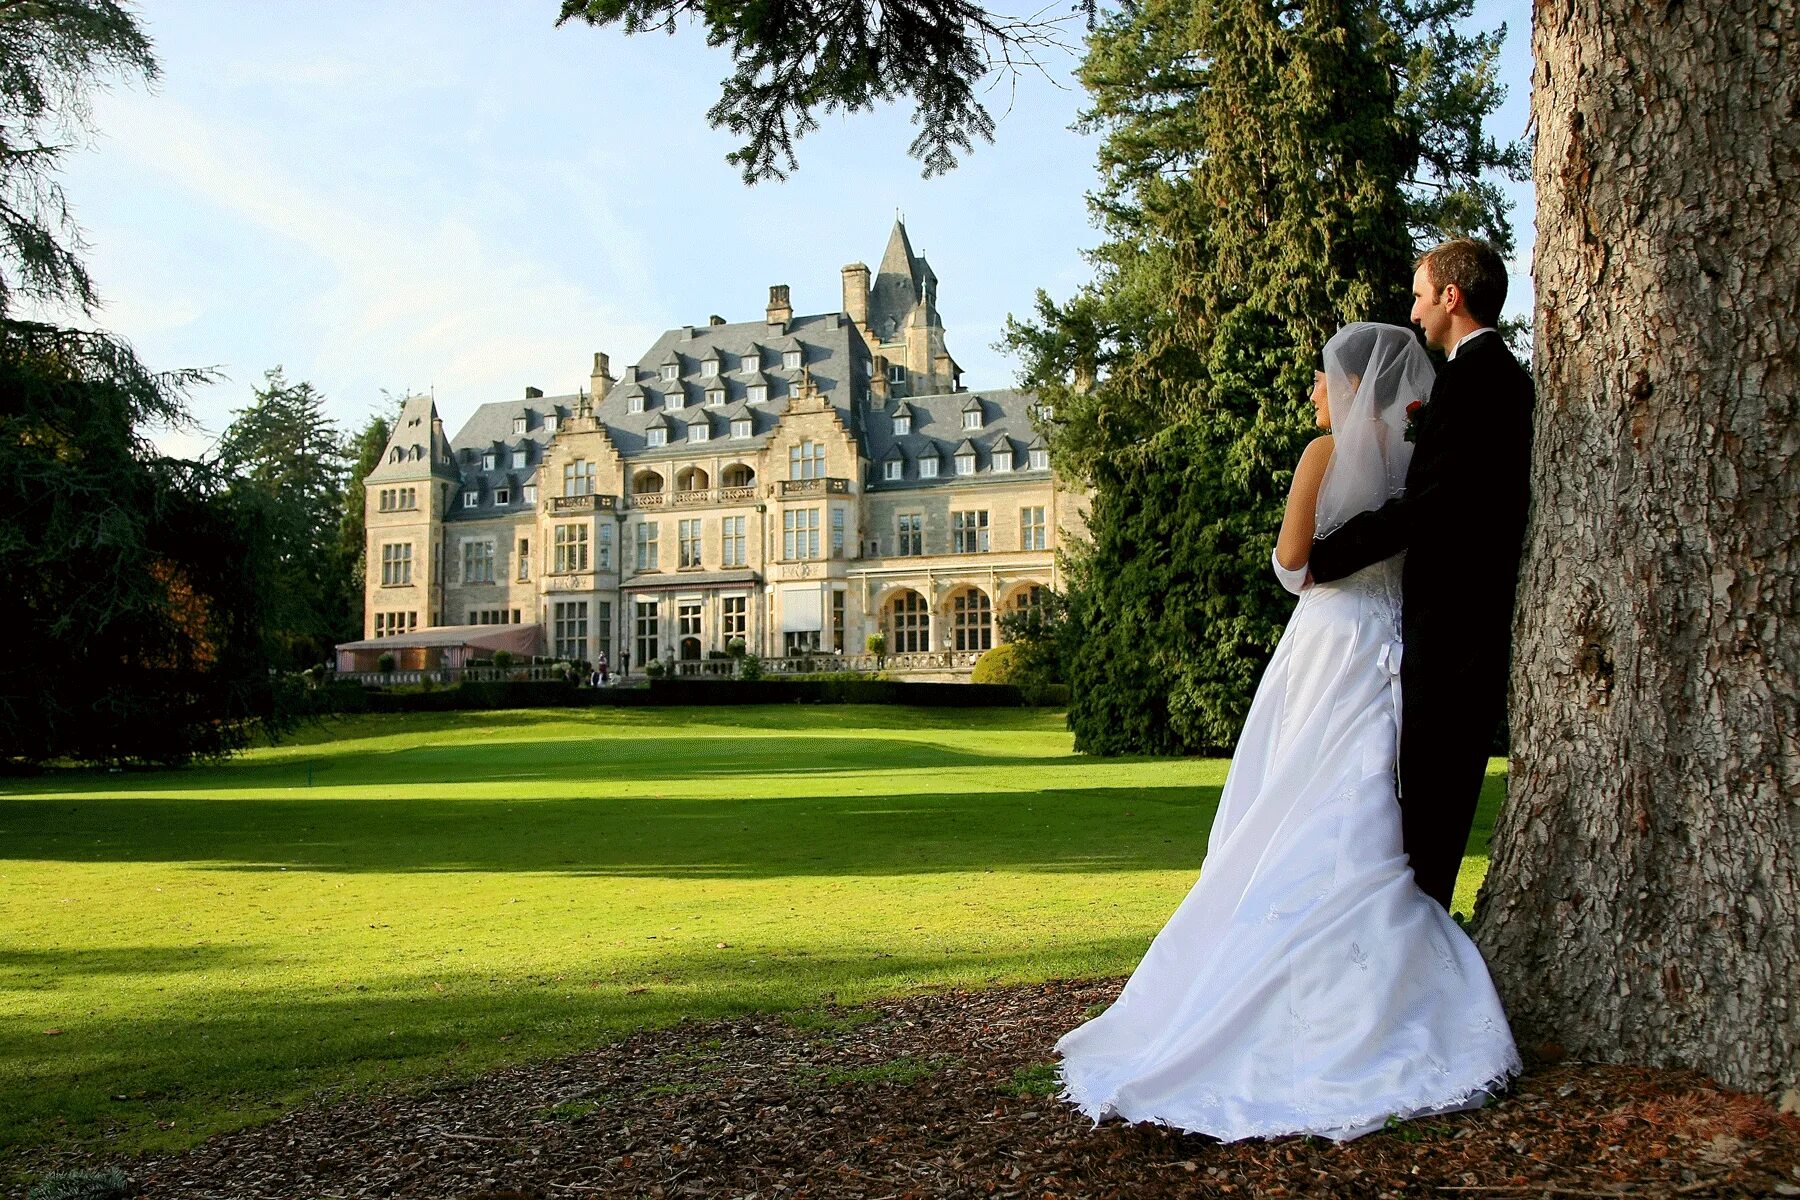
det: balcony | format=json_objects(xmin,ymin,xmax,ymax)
[
  {"xmin": 549, "ymin": 493, "xmax": 617, "ymax": 515},
  {"xmin": 778, "ymin": 477, "xmax": 851, "ymax": 498},
  {"xmin": 632, "ymin": 485, "xmax": 763, "ymax": 509}
]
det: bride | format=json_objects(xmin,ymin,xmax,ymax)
[{"xmin": 1056, "ymin": 323, "xmax": 1520, "ymax": 1142}]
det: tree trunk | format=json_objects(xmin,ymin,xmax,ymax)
[{"xmin": 1475, "ymin": 0, "xmax": 1800, "ymax": 1101}]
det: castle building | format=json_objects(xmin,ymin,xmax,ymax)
[{"xmin": 342, "ymin": 221, "xmax": 1082, "ymax": 680}]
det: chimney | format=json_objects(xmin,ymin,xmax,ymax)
[
  {"xmin": 841, "ymin": 263, "xmax": 870, "ymax": 329},
  {"xmin": 709, "ymin": 314, "xmax": 726, "ymax": 326},
  {"xmin": 525, "ymin": 386, "xmax": 543, "ymax": 399},
  {"xmin": 870, "ymin": 354, "xmax": 891, "ymax": 401},
  {"xmin": 590, "ymin": 351, "xmax": 613, "ymax": 400},
  {"xmin": 766, "ymin": 284, "xmax": 792, "ymax": 327}
]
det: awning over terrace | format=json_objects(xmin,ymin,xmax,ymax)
[{"xmin": 334, "ymin": 623, "xmax": 542, "ymax": 672}]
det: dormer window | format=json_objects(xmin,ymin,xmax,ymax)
[
  {"xmin": 1030, "ymin": 449, "xmax": 1051, "ymax": 471},
  {"xmin": 628, "ymin": 393, "xmax": 645, "ymax": 414},
  {"xmin": 893, "ymin": 414, "xmax": 911, "ymax": 435},
  {"xmin": 955, "ymin": 452, "xmax": 976, "ymax": 476},
  {"xmin": 884, "ymin": 459, "xmax": 903, "ymax": 482},
  {"xmin": 731, "ymin": 417, "xmax": 753, "ymax": 439},
  {"xmin": 783, "ymin": 349, "xmax": 803, "ymax": 371},
  {"xmin": 512, "ymin": 417, "xmax": 528, "ymax": 435},
  {"xmin": 690, "ymin": 422, "xmax": 711, "ymax": 443},
  {"xmin": 741, "ymin": 351, "xmax": 760, "ymax": 373},
  {"xmin": 667, "ymin": 390, "xmax": 686, "ymax": 411},
  {"xmin": 1031, "ymin": 402, "xmax": 1056, "ymax": 422},
  {"xmin": 660, "ymin": 363, "xmax": 678, "ymax": 383},
  {"xmin": 495, "ymin": 486, "xmax": 512, "ymax": 505},
  {"xmin": 992, "ymin": 445, "xmax": 1013, "ymax": 473},
  {"xmin": 747, "ymin": 383, "xmax": 768, "ymax": 404},
  {"xmin": 647, "ymin": 427, "xmax": 668, "ymax": 448},
  {"xmin": 706, "ymin": 385, "xmax": 727, "ymax": 406},
  {"xmin": 887, "ymin": 363, "xmax": 906, "ymax": 383},
  {"xmin": 701, "ymin": 359, "xmax": 719, "ymax": 378},
  {"xmin": 463, "ymin": 491, "xmax": 478, "ymax": 508},
  {"xmin": 482, "ymin": 452, "xmax": 497, "ymax": 471},
  {"xmin": 389, "ymin": 447, "xmax": 404, "ymax": 463},
  {"xmin": 511, "ymin": 449, "xmax": 527, "ymax": 469},
  {"xmin": 545, "ymin": 414, "xmax": 559, "ymax": 432},
  {"xmin": 919, "ymin": 457, "xmax": 940, "ymax": 479},
  {"xmin": 522, "ymin": 484, "xmax": 537, "ymax": 504},
  {"xmin": 962, "ymin": 409, "xmax": 983, "ymax": 431}
]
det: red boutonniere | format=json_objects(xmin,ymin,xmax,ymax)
[{"xmin": 1403, "ymin": 399, "xmax": 1426, "ymax": 443}]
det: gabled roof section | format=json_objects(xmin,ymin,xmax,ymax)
[
  {"xmin": 953, "ymin": 438, "xmax": 978, "ymax": 457},
  {"xmin": 960, "ymin": 394, "xmax": 984, "ymax": 412},
  {"xmin": 367, "ymin": 393, "xmax": 461, "ymax": 485}
]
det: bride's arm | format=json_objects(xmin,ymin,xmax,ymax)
[{"xmin": 1276, "ymin": 435, "xmax": 1335, "ymax": 571}]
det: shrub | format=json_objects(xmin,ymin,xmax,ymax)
[
  {"xmin": 28, "ymin": 1168, "xmax": 129, "ymax": 1200},
  {"xmin": 644, "ymin": 658, "xmax": 666, "ymax": 678},
  {"xmin": 737, "ymin": 653, "xmax": 764, "ymax": 681},
  {"xmin": 492, "ymin": 650, "xmax": 513, "ymax": 670},
  {"xmin": 865, "ymin": 632, "xmax": 887, "ymax": 659},
  {"xmin": 726, "ymin": 637, "xmax": 747, "ymax": 657},
  {"xmin": 972, "ymin": 642, "xmax": 1029, "ymax": 685},
  {"xmin": 376, "ymin": 652, "xmax": 396, "ymax": 674}
]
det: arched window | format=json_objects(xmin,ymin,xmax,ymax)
[
  {"xmin": 676, "ymin": 466, "xmax": 710, "ymax": 493},
  {"xmin": 632, "ymin": 470, "xmax": 665, "ymax": 496},
  {"xmin": 721, "ymin": 463, "xmax": 756, "ymax": 488},
  {"xmin": 887, "ymin": 590, "xmax": 930, "ymax": 654},
  {"xmin": 951, "ymin": 589, "xmax": 992, "ymax": 652}
]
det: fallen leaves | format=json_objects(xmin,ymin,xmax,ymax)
[{"xmin": 24, "ymin": 979, "xmax": 1800, "ymax": 1200}]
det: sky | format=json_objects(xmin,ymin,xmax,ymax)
[{"xmin": 52, "ymin": 1, "xmax": 1535, "ymax": 458}]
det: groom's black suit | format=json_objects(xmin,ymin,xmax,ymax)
[{"xmin": 1309, "ymin": 330, "xmax": 1534, "ymax": 910}]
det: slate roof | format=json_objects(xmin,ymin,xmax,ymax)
[
  {"xmin": 861, "ymin": 387, "xmax": 1048, "ymax": 490},
  {"xmin": 443, "ymin": 394, "xmax": 572, "ymax": 522},
  {"xmin": 592, "ymin": 311, "xmax": 867, "ymax": 459}
]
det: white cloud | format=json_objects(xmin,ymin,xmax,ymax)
[{"xmin": 95, "ymin": 94, "xmax": 664, "ymax": 436}]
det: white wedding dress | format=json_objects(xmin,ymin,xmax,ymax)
[{"xmin": 1056, "ymin": 551, "xmax": 1521, "ymax": 1142}]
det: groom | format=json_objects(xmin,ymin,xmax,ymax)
[{"xmin": 1309, "ymin": 238, "xmax": 1534, "ymax": 911}]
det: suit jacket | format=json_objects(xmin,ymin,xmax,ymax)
[{"xmin": 1309, "ymin": 331, "xmax": 1534, "ymax": 681}]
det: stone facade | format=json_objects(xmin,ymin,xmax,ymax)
[{"xmin": 355, "ymin": 221, "xmax": 1085, "ymax": 679}]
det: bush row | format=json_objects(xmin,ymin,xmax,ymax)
[{"xmin": 309, "ymin": 677, "xmax": 1056, "ymax": 715}]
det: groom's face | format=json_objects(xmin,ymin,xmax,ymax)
[{"xmin": 1409, "ymin": 264, "xmax": 1454, "ymax": 351}]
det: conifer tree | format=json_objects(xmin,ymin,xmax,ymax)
[
  {"xmin": 216, "ymin": 368, "xmax": 352, "ymax": 668},
  {"xmin": 338, "ymin": 409, "xmax": 394, "ymax": 634},
  {"xmin": 1006, "ymin": 0, "xmax": 1522, "ymax": 752}
]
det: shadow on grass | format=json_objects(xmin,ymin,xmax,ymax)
[
  {"xmin": 1, "ymin": 935, "xmax": 1144, "ymax": 1159},
  {"xmin": 8, "ymin": 733, "xmax": 1091, "ymax": 795},
  {"xmin": 0, "ymin": 784, "xmax": 1225, "ymax": 876}
]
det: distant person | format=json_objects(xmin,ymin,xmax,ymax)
[{"xmin": 1056, "ymin": 314, "xmax": 1523, "ymax": 1141}]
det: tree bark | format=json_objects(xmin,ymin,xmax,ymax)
[{"xmin": 1474, "ymin": 0, "xmax": 1800, "ymax": 1100}]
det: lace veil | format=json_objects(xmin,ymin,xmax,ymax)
[{"xmin": 1313, "ymin": 323, "xmax": 1436, "ymax": 538}]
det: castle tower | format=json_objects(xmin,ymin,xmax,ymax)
[{"xmin": 857, "ymin": 219, "xmax": 960, "ymax": 397}]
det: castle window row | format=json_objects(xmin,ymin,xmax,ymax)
[
  {"xmin": 377, "ymin": 487, "xmax": 418, "ymax": 512},
  {"xmin": 373, "ymin": 611, "xmax": 417, "ymax": 637}
]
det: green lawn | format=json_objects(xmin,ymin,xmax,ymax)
[{"xmin": 0, "ymin": 706, "xmax": 1505, "ymax": 1160}]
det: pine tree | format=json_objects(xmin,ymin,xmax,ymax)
[
  {"xmin": 1007, "ymin": 0, "xmax": 1522, "ymax": 753},
  {"xmin": 216, "ymin": 368, "xmax": 351, "ymax": 668},
  {"xmin": 338, "ymin": 409, "xmax": 394, "ymax": 635}
]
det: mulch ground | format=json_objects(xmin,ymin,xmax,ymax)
[{"xmin": 30, "ymin": 979, "xmax": 1800, "ymax": 1199}]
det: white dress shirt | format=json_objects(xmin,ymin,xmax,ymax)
[{"xmin": 1447, "ymin": 327, "xmax": 1497, "ymax": 361}]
